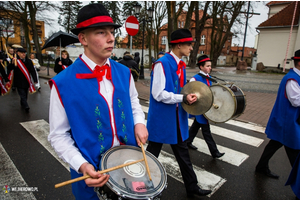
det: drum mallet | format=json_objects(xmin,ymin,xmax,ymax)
[
  {"xmin": 55, "ymin": 159, "xmax": 144, "ymax": 188},
  {"xmin": 139, "ymin": 139, "xmax": 152, "ymax": 181}
]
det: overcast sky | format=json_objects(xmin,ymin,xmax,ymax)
[{"xmin": 45, "ymin": 1, "xmax": 269, "ymax": 48}]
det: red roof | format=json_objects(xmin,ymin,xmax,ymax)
[{"xmin": 258, "ymin": 1, "xmax": 300, "ymax": 28}]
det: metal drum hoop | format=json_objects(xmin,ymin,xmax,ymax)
[
  {"xmin": 204, "ymin": 83, "xmax": 246, "ymax": 123},
  {"xmin": 98, "ymin": 145, "xmax": 167, "ymax": 200}
]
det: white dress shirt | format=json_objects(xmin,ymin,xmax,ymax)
[
  {"xmin": 151, "ymin": 51, "xmax": 184, "ymax": 104},
  {"xmin": 48, "ymin": 53, "xmax": 145, "ymax": 172},
  {"xmin": 286, "ymin": 67, "xmax": 300, "ymax": 107}
]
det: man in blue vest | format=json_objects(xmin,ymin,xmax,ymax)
[
  {"xmin": 48, "ymin": 4, "xmax": 148, "ymax": 199},
  {"xmin": 186, "ymin": 55, "xmax": 225, "ymax": 158},
  {"xmin": 255, "ymin": 49, "xmax": 300, "ymax": 179},
  {"xmin": 146, "ymin": 29, "xmax": 212, "ymax": 198}
]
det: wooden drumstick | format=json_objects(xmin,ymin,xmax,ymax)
[
  {"xmin": 213, "ymin": 104, "xmax": 219, "ymax": 109},
  {"xmin": 55, "ymin": 158, "xmax": 144, "ymax": 188},
  {"xmin": 140, "ymin": 141, "xmax": 152, "ymax": 181}
]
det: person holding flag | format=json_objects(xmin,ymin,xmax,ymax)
[{"xmin": 7, "ymin": 48, "xmax": 37, "ymax": 112}]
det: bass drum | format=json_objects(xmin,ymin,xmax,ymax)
[
  {"xmin": 96, "ymin": 145, "xmax": 167, "ymax": 200},
  {"xmin": 204, "ymin": 84, "xmax": 246, "ymax": 123}
]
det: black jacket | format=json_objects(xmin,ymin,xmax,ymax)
[
  {"xmin": 54, "ymin": 57, "xmax": 73, "ymax": 74},
  {"xmin": 134, "ymin": 52, "xmax": 140, "ymax": 66},
  {"xmin": 7, "ymin": 56, "xmax": 37, "ymax": 89},
  {"xmin": 119, "ymin": 55, "xmax": 139, "ymax": 72}
]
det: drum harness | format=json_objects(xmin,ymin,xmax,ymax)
[{"xmin": 197, "ymin": 73, "xmax": 238, "ymax": 92}]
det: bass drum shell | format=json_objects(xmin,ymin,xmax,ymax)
[
  {"xmin": 97, "ymin": 145, "xmax": 167, "ymax": 200},
  {"xmin": 204, "ymin": 84, "xmax": 246, "ymax": 123}
]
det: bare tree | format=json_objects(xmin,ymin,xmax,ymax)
[
  {"xmin": 166, "ymin": 1, "xmax": 186, "ymax": 40},
  {"xmin": 0, "ymin": 18, "xmax": 16, "ymax": 50},
  {"xmin": 152, "ymin": 1, "xmax": 167, "ymax": 57},
  {"xmin": 209, "ymin": 1, "xmax": 246, "ymax": 67},
  {"xmin": 2, "ymin": 1, "xmax": 57, "ymax": 64},
  {"xmin": 58, "ymin": 1, "xmax": 82, "ymax": 33},
  {"xmin": 187, "ymin": 2, "xmax": 211, "ymax": 68}
]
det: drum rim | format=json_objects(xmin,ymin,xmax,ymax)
[
  {"xmin": 204, "ymin": 84, "xmax": 244, "ymax": 123},
  {"xmin": 99, "ymin": 145, "xmax": 167, "ymax": 200}
]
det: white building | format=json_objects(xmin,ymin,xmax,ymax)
[{"xmin": 256, "ymin": 1, "xmax": 300, "ymax": 69}]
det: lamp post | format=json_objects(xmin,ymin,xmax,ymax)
[{"xmin": 134, "ymin": 3, "xmax": 154, "ymax": 80}]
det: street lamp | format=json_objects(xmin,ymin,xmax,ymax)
[{"xmin": 134, "ymin": 3, "xmax": 154, "ymax": 80}]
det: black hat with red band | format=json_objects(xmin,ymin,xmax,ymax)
[
  {"xmin": 169, "ymin": 29, "xmax": 195, "ymax": 44},
  {"xmin": 71, "ymin": 3, "xmax": 121, "ymax": 35},
  {"xmin": 291, "ymin": 49, "xmax": 300, "ymax": 60},
  {"xmin": 197, "ymin": 55, "xmax": 212, "ymax": 67}
]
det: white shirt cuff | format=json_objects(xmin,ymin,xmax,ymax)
[{"xmin": 69, "ymin": 155, "xmax": 88, "ymax": 173}]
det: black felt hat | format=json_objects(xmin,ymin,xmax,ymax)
[
  {"xmin": 169, "ymin": 29, "xmax": 195, "ymax": 44},
  {"xmin": 16, "ymin": 48, "xmax": 26, "ymax": 53},
  {"xmin": 291, "ymin": 49, "xmax": 300, "ymax": 60},
  {"xmin": 71, "ymin": 3, "xmax": 121, "ymax": 35},
  {"xmin": 197, "ymin": 55, "xmax": 211, "ymax": 66}
]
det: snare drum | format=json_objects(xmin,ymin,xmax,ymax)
[
  {"xmin": 96, "ymin": 145, "xmax": 167, "ymax": 200},
  {"xmin": 204, "ymin": 84, "xmax": 246, "ymax": 123}
]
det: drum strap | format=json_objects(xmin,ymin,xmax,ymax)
[{"xmin": 197, "ymin": 73, "xmax": 217, "ymax": 83}]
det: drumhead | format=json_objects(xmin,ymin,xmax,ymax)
[
  {"xmin": 100, "ymin": 145, "xmax": 167, "ymax": 200},
  {"xmin": 204, "ymin": 84, "xmax": 237, "ymax": 123}
]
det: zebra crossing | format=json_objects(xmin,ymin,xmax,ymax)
[{"xmin": 1, "ymin": 104, "xmax": 267, "ymax": 199}]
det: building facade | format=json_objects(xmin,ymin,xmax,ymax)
[
  {"xmin": 256, "ymin": 1, "xmax": 300, "ymax": 69},
  {"xmin": 0, "ymin": 10, "xmax": 46, "ymax": 54}
]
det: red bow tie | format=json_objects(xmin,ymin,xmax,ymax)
[
  {"xmin": 176, "ymin": 60, "xmax": 186, "ymax": 87},
  {"xmin": 76, "ymin": 64, "xmax": 111, "ymax": 82}
]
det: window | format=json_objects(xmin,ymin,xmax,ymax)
[
  {"xmin": 178, "ymin": 21, "xmax": 181, "ymax": 28},
  {"xmin": 161, "ymin": 36, "xmax": 167, "ymax": 45},
  {"xmin": 201, "ymin": 35, "xmax": 205, "ymax": 45},
  {"xmin": 200, "ymin": 51, "xmax": 204, "ymax": 55},
  {"xmin": 181, "ymin": 21, "xmax": 184, "ymax": 28}
]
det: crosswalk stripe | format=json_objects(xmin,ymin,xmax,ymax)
[
  {"xmin": 192, "ymin": 138, "xmax": 249, "ymax": 166},
  {"xmin": 141, "ymin": 105, "xmax": 264, "ymax": 147},
  {"xmin": 0, "ymin": 142, "xmax": 37, "ymax": 200},
  {"xmin": 20, "ymin": 120, "xmax": 226, "ymax": 197},
  {"xmin": 144, "ymin": 144, "xmax": 226, "ymax": 197},
  {"xmin": 20, "ymin": 120, "xmax": 70, "ymax": 171},
  {"xmin": 225, "ymin": 120, "xmax": 266, "ymax": 134},
  {"xmin": 144, "ymin": 119, "xmax": 248, "ymax": 167},
  {"xmin": 208, "ymin": 125, "xmax": 263, "ymax": 147}
]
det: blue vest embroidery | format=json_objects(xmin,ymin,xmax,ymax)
[{"xmin": 51, "ymin": 57, "xmax": 137, "ymax": 170}]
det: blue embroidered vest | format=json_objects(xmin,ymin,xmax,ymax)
[
  {"xmin": 265, "ymin": 68, "xmax": 300, "ymax": 149},
  {"xmin": 147, "ymin": 53, "xmax": 189, "ymax": 144},
  {"xmin": 51, "ymin": 57, "xmax": 137, "ymax": 170}
]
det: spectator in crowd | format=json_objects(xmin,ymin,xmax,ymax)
[
  {"xmin": 30, "ymin": 53, "xmax": 41, "ymax": 91},
  {"xmin": 157, "ymin": 51, "xmax": 165, "ymax": 59},
  {"xmin": 134, "ymin": 52, "xmax": 140, "ymax": 67},
  {"xmin": 111, "ymin": 52, "xmax": 118, "ymax": 61},
  {"xmin": 54, "ymin": 50, "xmax": 73, "ymax": 74},
  {"xmin": 119, "ymin": 51, "xmax": 140, "ymax": 81}
]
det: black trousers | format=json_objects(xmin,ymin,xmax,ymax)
[
  {"xmin": 17, "ymin": 87, "xmax": 29, "ymax": 108},
  {"xmin": 256, "ymin": 139, "xmax": 300, "ymax": 171},
  {"xmin": 146, "ymin": 117, "xmax": 199, "ymax": 193},
  {"xmin": 186, "ymin": 119, "xmax": 219, "ymax": 155}
]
